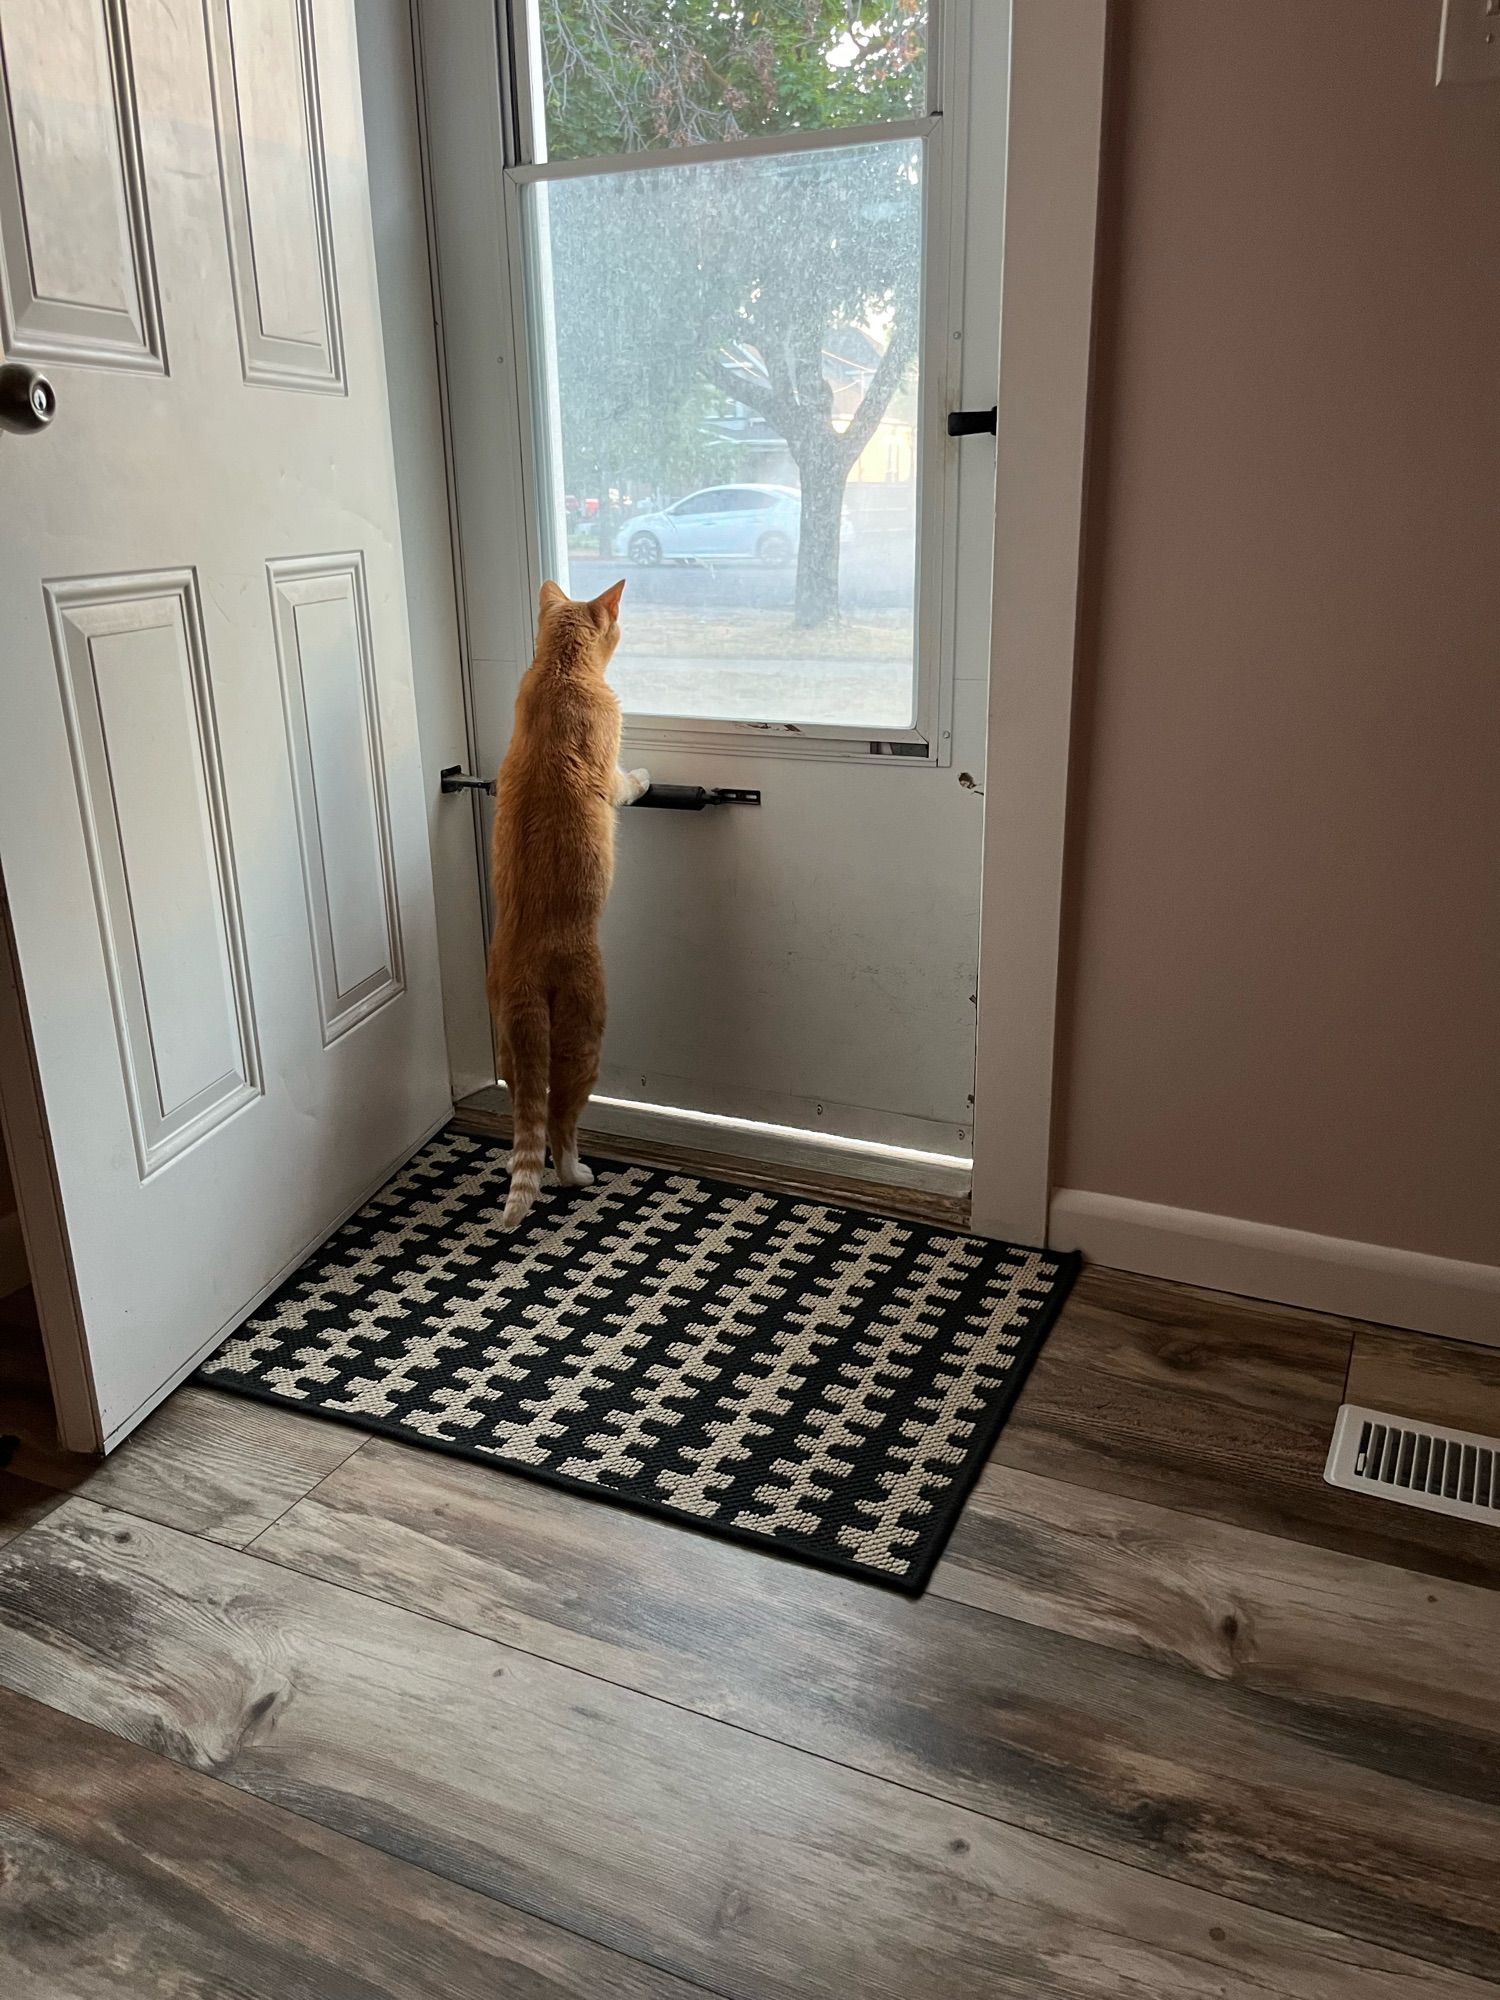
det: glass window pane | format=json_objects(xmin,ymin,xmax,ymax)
[
  {"xmin": 533, "ymin": 1, "xmax": 928, "ymax": 163},
  {"xmin": 526, "ymin": 136, "xmax": 923, "ymax": 730}
]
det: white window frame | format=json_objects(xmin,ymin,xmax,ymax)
[{"xmin": 495, "ymin": 0, "xmax": 974, "ymax": 764}]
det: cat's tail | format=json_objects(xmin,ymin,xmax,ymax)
[{"xmin": 500, "ymin": 987, "xmax": 549, "ymax": 1231}]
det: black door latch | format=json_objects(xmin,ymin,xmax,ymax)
[
  {"xmin": 440, "ymin": 766, "xmax": 495, "ymax": 796},
  {"xmin": 947, "ymin": 406, "xmax": 997, "ymax": 437}
]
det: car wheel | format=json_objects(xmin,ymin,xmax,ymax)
[
  {"xmin": 628, "ymin": 532, "xmax": 663, "ymax": 566},
  {"xmin": 757, "ymin": 530, "xmax": 793, "ymax": 567}
]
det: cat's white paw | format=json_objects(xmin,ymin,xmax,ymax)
[
  {"xmin": 555, "ymin": 1153, "xmax": 594, "ymax": 1188},
  {"xmin": 628, "ymin": 768, "xmax": 651, "ymax": 801}
]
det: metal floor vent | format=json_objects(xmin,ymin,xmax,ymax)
[{"xmin": 1325, "ymin": 1404, "xmax": 1500, "ymax": 1527}]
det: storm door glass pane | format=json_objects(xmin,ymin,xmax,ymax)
[{"xmin": 526, "ymin": 135, "xmax": 923, "ymax": 729}]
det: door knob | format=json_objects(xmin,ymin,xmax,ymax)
[{"xmin": 0, "ymin": 361, "xmax": 56, "ymax": 434}]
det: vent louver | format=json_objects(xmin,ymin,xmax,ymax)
[{"xmin": 1325, "ymin": 1404, "xmax": 1500, "ymax": 1527}]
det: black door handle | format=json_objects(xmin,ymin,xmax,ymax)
[
  {"xmin": 440, "ymin": 768, "xmax": 760, "ymax": 811},
  {"xmin": 627, "ymin": 785, "xmax": 760, "ymax": 810},
  {"xmin": 947, "ymin": 406, "xmax": 997, "ymax": 438}
]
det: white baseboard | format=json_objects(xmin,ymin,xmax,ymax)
[
  {"xmin": 1048, "ymin": 1189, "xmax": 1500, "ymax": 1348},
  {"xmin": 0, "ymin": 1206, "xmax": 28, "ymax": 1300}
]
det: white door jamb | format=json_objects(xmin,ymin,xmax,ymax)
[{"xmin": 969, "ymin": 0, "xmax": 1108, "ymax": 1247}]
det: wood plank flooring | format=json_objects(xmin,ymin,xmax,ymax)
[
  {"xmin": 990, "ymin": 1269, "xmax": 1500, "ymax": 1586},
  {"xmin": 0, "ymin": 1681, "xmax": 711, "ymax": 1999},
  {"xmin": 1346, "ymin": 1323, "xmax": 1500, "ymax": 1436},
  {"xmin": 1, "ymin": 1265, "xmax": 1498, "ymax": 1997}
]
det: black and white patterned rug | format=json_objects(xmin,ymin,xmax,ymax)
[{"xmin": 199, "ymin": 1129, "xmax": 1078, "ymax": 1592}]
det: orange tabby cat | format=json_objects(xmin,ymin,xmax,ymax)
[{"xmin": 486, "ymin": 577, "xmax": 648, "ymax": 1230}]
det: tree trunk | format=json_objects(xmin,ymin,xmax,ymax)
[{"xmin": 793, "ymin": 448, "xmax": 847, "ymax": 629}]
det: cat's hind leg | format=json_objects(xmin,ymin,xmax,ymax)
[
  {"xmin": 548, "ymin": 958, "xmax": 605, "ymax": 1187},
  {"xmin": 495, "ymin": 1025, "xmax": 516, "ymax": 1171},
  {"xmin": 499, "ymin": 988, "xmax": 550, "ymax": 1229}
]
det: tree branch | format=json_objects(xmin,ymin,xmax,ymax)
[
  {"xmin": 711, "ymin": 354, "xmax": 800, "ymax": 448},
  {"xmin": 834, "ymin": 314, "xmax": 915, "ymax": 470}
]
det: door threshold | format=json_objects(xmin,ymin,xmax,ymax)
[{"xmin": 453, "ymin": 1087, "xmax": 971, "ymax": 1232}]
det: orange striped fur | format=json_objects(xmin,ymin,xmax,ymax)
[{"xmin": 486, "ymin": 577, "xmax": 648, "ymax": 1229}]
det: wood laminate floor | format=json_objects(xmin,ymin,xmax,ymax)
[{"xmin": 1, "ymin": 1268, "xmax": 1498, "ymax": 1998}]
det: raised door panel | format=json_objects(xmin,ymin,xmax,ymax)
[
  {"xmin": 0, "ymin": 0, "xmax": 164, "ymax": 369},
  {"xmin": 269, "ymin": 553, "xmax": 403, "ymax": 1043},
  {"xmin": 45, "ymin": 571, "xmax": 260, "ymax": 1176},
  {"xmin": 203, "ymin": 0, "xmax": 343, "ymax": 391}
]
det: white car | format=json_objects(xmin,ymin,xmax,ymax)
[{"xmin": 616, "ymin": 484, "xmax": 851, "ymax": 567}]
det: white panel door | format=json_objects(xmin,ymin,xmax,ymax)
[{"xmin": 0, "ymin": 0, "xmax": 450, "ymax": 1447}]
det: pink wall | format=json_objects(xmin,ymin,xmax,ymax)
[{"xmin": 1055, "ymin": 0, "xmax": 1499, "ymax": 1267}]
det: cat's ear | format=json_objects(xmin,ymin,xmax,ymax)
[
  {"xmin": 593, "ymin": 577, "xmax": 626, "ymax": 622},
  {"xmin": 538, "ymin": 579, "xmax": 568, "ymax": 613}
]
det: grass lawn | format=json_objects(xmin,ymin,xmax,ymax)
[{"xmin": 620, "ymin": 605, "xmax": 912, "ymax": 661}]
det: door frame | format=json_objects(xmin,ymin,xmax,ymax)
[
  {"xmin": 0, "ymin": 874, "xmax": 100, "ymax": 1451},
  {"xmin": 410, "ymin": 0, "xmax": 1108, "ymax": 1246},
  {"xmin": 969, "ymin": 0, "xmax": 1108, "ymax": 1246}
]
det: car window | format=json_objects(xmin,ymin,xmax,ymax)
[{"xmin": 674, "ymin": 492, "xmax": 720, "ymax": 516}]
